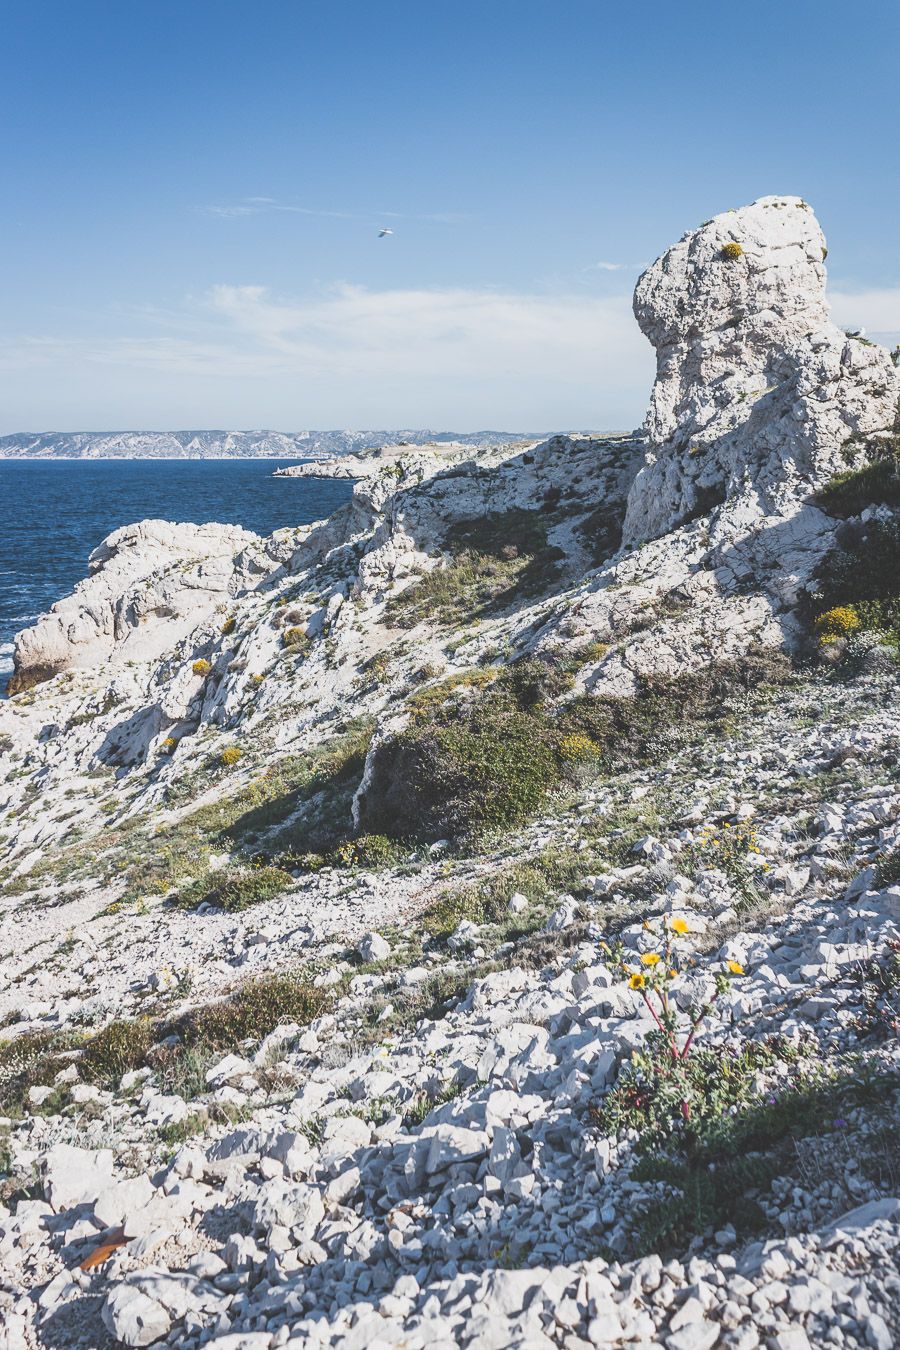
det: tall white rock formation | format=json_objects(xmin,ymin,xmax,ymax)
[{"xmin": 623, "ymin": 195, "xmax": 899, "ymax": 544}]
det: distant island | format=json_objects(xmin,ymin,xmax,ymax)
[{"xmin": 0, "ymin": 428, "xmax": 546, "ymax": 460}]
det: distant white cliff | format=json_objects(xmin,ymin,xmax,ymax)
[{"xmin": 0, "ymin": 428, "xmax": 538, "ymax": 460}]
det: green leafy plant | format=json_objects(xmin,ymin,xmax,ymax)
[{"xmin": 600, "ymin": 914, "xmax": 746, "ymax": 1127}]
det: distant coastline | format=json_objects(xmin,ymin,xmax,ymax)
[{"xmin": 0, "ymin": 428, "xmax": 541, "ymax": 461}]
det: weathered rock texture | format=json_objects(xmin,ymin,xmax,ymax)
[
  {"xmin": 624, "ymin": 195, "xmax": 899, "ymax": 543},
  {"xmin": 9, "ymin": 520, "xmax": 257, "ymax": 692}
]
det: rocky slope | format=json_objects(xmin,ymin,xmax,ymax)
[{"xmin": 0, "ymin": 196, "xmax": 898, "ymax": 1350}]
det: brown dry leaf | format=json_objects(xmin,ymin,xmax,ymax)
[{"xmin": 79, "ymin": 1225, "xmax": 128, "ymax": 1271}]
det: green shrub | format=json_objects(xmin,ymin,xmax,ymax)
[
  {"xmin": 357, "ymin": 652, "xmax": 793, "ymax": 844},
  {"xmin": 357, "ymin": 695, "xmax": 562, "ymax": 842},
  {"xmin": 282, "ymin": 627, "xmax": 310, "ymax": 652},
  {"xmin": 181, "ymin": 972, "xmax": 328, "ymax": 1047},
  {"xmin": 331, "ymin": 834, "xmax": 404, "ymax": 868},
  {"xmin": 809, "ymin": 518, "xmax": 900, "ymax": 646},
  {"xmin": 174, "ymin": 864, "xmax": 293, "ymax": 912},
  {"xmin": 421, "ymin": 889, "xmax": 493, "ymax": 937}
]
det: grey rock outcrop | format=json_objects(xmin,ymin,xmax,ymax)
[{"xmin": 624, "ymin": 195, "xmax": 899, "ymax": 544}]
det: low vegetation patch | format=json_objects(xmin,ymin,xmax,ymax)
[
  {"xmin": 593, "ymin": 920, "xmax": 899, "ymax": 1255},
  {"xmin": 385, "ymin": 507, "xmax": 565, "ymax": 629},
  {"xmin": 0, "ymin": 972, "xmax": 329, "ymax": 1109},
  {"xmin": 852, "ymin": 939, "xmax": 900, "ymax": 1040},
  {"xmin": 816, "ymin": 426, "xmax": 900, "ymax": 518},
  {"xmin": 330, "ymin": 833, "xmax": 406, "ymax": 869},
  {"xmin": 172, "ymin": 863, "xmax": 293, "ymax": 912},
  {"xmin": 595, "ymin": 1025, "xmax": 898, "ymax": 1256},
  {"xmin": 358, "ymin": 650, "xmax": 794, "ymax": 844},
  {"xmin": 807, "ymin": 517, "xmax": 900, "ymax": 651}
]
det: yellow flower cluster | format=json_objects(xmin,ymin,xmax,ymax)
[
  {"xmin": 558, "ymin": 732, "xmax": 598, "ymax": 762},
  {"xmin": 603, "ymin": 912, "xmax": 748, "ymax": 1064},
  {"xmin": 220, "ymin": 746, "xmax": 243, "ymax": 767},
  {"xmin": 814, "ymin": 605, "xmax": 861, "ymax": 644},
  {"xmin": 191, "ymin": 658, "xmax": 212, "ymax": 677},
  {"xmin": 694, "ymin": 820, "xmax": 769, "ymax": 873},
  {"xmin": 721, "ymin": 241, "xmax": 744, "ymax": 260}
]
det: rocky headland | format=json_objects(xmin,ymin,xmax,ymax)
[{"xmin": 0, "ymin": 196, "xmax": 898, "ymax": 1350}]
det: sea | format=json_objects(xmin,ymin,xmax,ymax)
[{"xmin": 0, "ymin": 459, "xmax": 354, "ymax": 694}]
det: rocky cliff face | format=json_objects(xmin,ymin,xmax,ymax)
[
  {"xmin": 1, "ymin": 199, "xmax": 898, "ymax": 1350},
  {"xmin": 624, "ymin": 195, "xmax": 898, "ymax": 543}
]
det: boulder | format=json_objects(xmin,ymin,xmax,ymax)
[
  {"xmin": 101, "ymin": 1284, "xmax": 171, "ymax": 1347},
  {"xmin": 43, "ymin": 1144, "xmax": 115, "ymax": 1211}
]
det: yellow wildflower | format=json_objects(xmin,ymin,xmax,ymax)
[
  {"xmin": 727, "ymin": 960, "xmax": 745, "ymax": 975},
  {"xmin": 640, "ymin": 952, "xmax": 662, "ymax": 966},
  {"xmin": 628, "ymin": 973, "xmax": 647, "ymax": 990},
  {"xmin": 669, "ymin": 917, "xmax": 690, "ymax": 935}
]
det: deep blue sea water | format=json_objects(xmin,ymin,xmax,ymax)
[{"xmin": 0, "ymin": 460, "xmax": 354, "ymax": 692}]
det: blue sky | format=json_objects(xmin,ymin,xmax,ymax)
[{"xmin": 3, "ymin": 0, "xmax": 900, "ymax": 432}]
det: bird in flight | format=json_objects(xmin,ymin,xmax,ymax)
[{"xmin": 378, "ymin": 228, "xmax": 393, "ymax": 238}]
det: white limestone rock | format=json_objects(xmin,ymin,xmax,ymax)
[
  {"xmin": 625, "ymin": 195, "xmax": 899, "ymax": 544},
  {"xmin": 42, "ymin": 1143, "xmax": 115, "ymax": 1211},
  {"xmin": 102, "ymin": 1284, "xmax": 172, "ymax": 1347},
  {"xmin": 10, "ymin": 518, "xmax": 256, "ymax": 691}
]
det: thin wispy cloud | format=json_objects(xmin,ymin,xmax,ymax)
[
  {"xmin": 585, "ymin": 261, "xmax": 645, "ymax": 273},
  {"xmin": 203, "ymin": 198, "xmax": 468, "ymax": 225}
]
